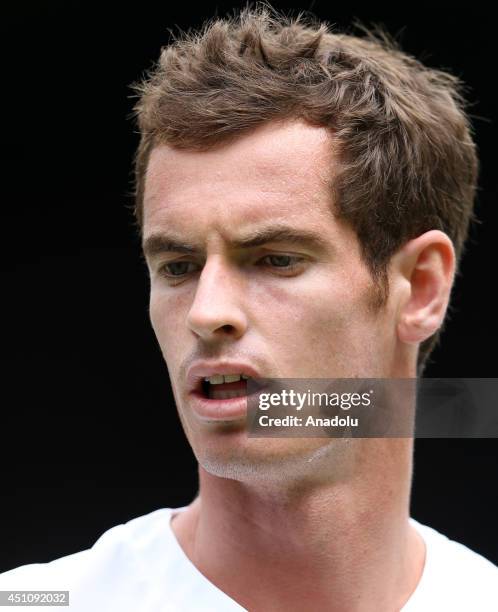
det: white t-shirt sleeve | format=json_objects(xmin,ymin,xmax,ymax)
[
  {"xmin": 0, "ymin": 507, "xmax": 245, "ymax": 611},
  {"xmin": 402, "ymin": 518, "xmax": 498, "ymax": 611}
]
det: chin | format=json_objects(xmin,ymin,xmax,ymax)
[{"xmin": 193, "ymin": 435, "xmax": 352, "ymax": 486}]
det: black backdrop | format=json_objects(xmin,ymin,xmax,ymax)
[{"xmin": 2, "ymin": 1, "xmax": 497, "ymax": 573}]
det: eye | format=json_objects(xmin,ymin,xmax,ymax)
[
  {"xmin": 159, "ymin": 261, "xmax": 199, "ymax": 277},
  {"xmin": 259, "ymin": 254, "xmax": 305, "ymax": 272}
]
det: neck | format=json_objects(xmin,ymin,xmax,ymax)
[{"xmin": 172, "ymin": 438, "xmax": 426, "ymax": 612}]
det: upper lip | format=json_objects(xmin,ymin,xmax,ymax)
[{"xmin": 187, "ymin": 361, "xmax": 262, "ymax": 393}]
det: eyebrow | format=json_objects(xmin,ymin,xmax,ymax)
[{"xmin": 142, "ymin": 224, "xmax": 330, "ymax": 259}]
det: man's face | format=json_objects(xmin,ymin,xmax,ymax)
[{"xmin": 142, "ymin": 120, "xmax": 402, "ymax": 482}]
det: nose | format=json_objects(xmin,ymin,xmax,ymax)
[{"xmin": 186, "ymin": 256, "xmax": 248, "ymax": 341}]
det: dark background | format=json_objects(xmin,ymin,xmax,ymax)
[{"xmin": 2, "ymin": 1, "xmax": 497, "ymax": 572}]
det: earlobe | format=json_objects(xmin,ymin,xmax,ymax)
[{"xmin": 396, "ymin": 231, "xmax": 456, "ymax": 346}]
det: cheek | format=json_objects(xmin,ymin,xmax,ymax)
[
  {"xmin": 149, "ymin": 287, "xmax": 189, "ymax": 353},
  {"xmin": 249, "ymin": 270, "xmax": 380, "ymax": 373},
  {"xmin": 252, "ymin": 268, "xmax": 361, "ymax": 330},
  {"xmin": 302, "ymin": 294, "xmax": 367, "ymax": 368}
]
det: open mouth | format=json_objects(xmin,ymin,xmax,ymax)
[
  {"xmin": 189, "ymin": 371, "xmax": 268, "ymax": 421},
  {"xmin": 201, "ymin": 375, "xmax": 249, "ymax": 400}
]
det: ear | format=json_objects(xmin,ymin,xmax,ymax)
[{"xmin": 393, "ymin": 230, "xmax": 456, "ymax": 345}]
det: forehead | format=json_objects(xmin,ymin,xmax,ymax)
[{"xmin": 142, "ymin": 120, "xmax": 338, "ymax": 238}]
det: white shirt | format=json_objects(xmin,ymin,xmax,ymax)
[{"xmin": 1, "ymin": 506, "xmax": 497, "ymax": 611}]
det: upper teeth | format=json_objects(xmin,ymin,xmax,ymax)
[{"xmin": 204, "ymin": 374, "xmax": 249, "ymax": 384}]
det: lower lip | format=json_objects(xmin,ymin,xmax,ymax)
[{"xmin": 188, "ymin": 383, "xmax": 261, "ymax": 422}]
